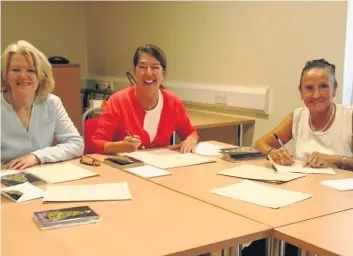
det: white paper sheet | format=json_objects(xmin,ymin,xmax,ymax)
[
  {"xmin": 1, "ymin": 182, "xmax": 44, "ymax": 202},
  {"xmin": 43, "ymin": 182, "xmax": 132, "ymax": 202},
  {"xmin": 211, "ymin": 180, "xmax": 312, "ymax": 209},
  {"xmin": 217, "ymin": 164, "xmax": 306, "ymax": 183},
  {"xmin": 123, "ymin": 151, "xmax": 215, "ymax": 169},
  {"xmin": 270, "ymin": 158, "xmax": 335, "ymax": 174},
  {"xmin": 321, "ymin": 178, "xmax": 353, "ymax": 191},
  {"xmin": 27, "ymin": 163, "xmax": 98, "ymax": 183},
  {"xmin": 126, "ymin": 165, "xmax": 171, "ymax": 178},
  {"xmin": 0, "ymin": 170, "xmax": 20, "ymax": 177},
  {"xmin": 195, "ymin": 142, "xmax": 223, "ymax": 156},
  {"xmin": 145, "ymin": 148, "xmax": 180, "ymax": 156}
]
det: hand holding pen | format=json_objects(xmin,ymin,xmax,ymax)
[
  {"xmin": 269, "ymin": 133, "xmax": 294, "ymax": 166},
  {"xmin": 125, "ymin": 130, "xmax": 145, "ymax": 150}
]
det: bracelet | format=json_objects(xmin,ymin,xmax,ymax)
[{"xmin": 341, "ymin": 156, "xmax": 347, "ymax": 169}]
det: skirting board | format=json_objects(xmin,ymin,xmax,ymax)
[{"xmin": 86, "ymin": 76, "xmax": 271, "ymax": 115}]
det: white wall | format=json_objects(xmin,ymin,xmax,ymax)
[
  {"xmin": 85, "ymin": 1, "xmax": 347, "ymax": 145},
  {"xmin": 2, "ymin": 1, "xmax": 348, "ymax": 145},
  {"xmin": 1, "ymin": 1, "xmax": 88, "ymax": 84}
]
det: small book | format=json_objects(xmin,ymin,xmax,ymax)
[
  {"xmin": 33, "ymin": 206, "xmax": 100, "ymax": 230},
  {"xmin": 1, "ymin": 172, "xmax": 46, "ymax": 186},
  {"xmin": 220, "ymin": 146, "xmax": 265, "ymax": 161}
]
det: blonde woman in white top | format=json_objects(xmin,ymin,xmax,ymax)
[
  {"xmin": 254, "ymin": 59, "xmax": 353, "ymax": 170},
  {"xmin": 1, "ymin": 40, "xmax": 84, "ymax": 169}
]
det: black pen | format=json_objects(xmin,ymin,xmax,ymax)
[{"xmin": 273, "ymin": 133, "xmax": 290, "ymax": 155}]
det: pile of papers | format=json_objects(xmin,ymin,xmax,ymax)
[
  {"xmin": 211, "ymin": 180, "xmax": 312, "ymax": 209},
  {"xmin": 217, "ymin": 164, "xmax": 306, "ymax": 183},
  {"xmin": 271, "ymin": 159, "xmax": 335, "ymax": 175},
  {"xmin": 123, "ymin": 150, "xmax": 216, "ymax": 169},
  {"xmin": 321, "ymin": 178, "xmax": 353, "ymax": 191}
]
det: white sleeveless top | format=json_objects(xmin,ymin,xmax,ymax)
[
  {"xmin": 292, "ymin": 104, "xmax": 353, "ymax": 161},
  {"xmin": 143, "ymin": 89, "xmax": 163, "ymax": 143}
]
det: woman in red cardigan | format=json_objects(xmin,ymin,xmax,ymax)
[{"xmin": 91, "ymin": 44, "xmax": 198, "ymax": 154}]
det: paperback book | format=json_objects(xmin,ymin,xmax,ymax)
[
  {"xmin": 220, "ymin": 146, "xmax": 265, "ymax": 161},
  {"xmin": 1, "ymin": 172, "xmax": 46, "ymax": 186},
  {"xmin": 33, "ymin": 206, "xmax": 100, "ymax": 230}
]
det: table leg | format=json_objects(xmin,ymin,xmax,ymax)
[
  {"xmin": 241, "ymin": 123, "xmax": 255, "ymax": 147},
  {"xmin": 279, "ymin": 241, "xmax": 286, "ymax": 256},
  {"xmin": 266, "ymin": 237, "xmax": 274, "ymax": 256},
  {"xmin": 228, "ymin": 245, "xmax": 242, "ymax": 256},
  {"xmin": 239, "ymin": 124, "xmax": 243, "ymax": 146},
  {"xmin": 302, "ymin": 251, "xmax": 317, "ymax": 256},
  {"xmin": 271, "ymin": 237, "xmax": 281, "ymax": 256}
]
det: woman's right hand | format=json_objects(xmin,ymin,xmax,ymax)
[
  {"xmin": 268, "ymin": 148, "xmax": 294, "ymax": 166},
  {"xmin": 122, "ymin": 135, "xmax": 141, "ymax": 152}
]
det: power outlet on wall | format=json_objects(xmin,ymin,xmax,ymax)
[
  {"xmin": 98, "ymin": 81, "xmax": 114, "ymax": 90},
  {"xmin": 214, "ymin": 93, "xmax": 228, "ymax": 105}
]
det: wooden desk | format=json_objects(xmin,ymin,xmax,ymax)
[
  {"xmin": 153, "ymin": 160, "xmax": 353, "ymax": 228},
  {"xmin": 1, "ymin": 159, "xmax": 271, "ymax": 256},
  {"xmin": 105, "ymin": 142, "xmax": 353, "ymax": 228},
  {"xmin": 185, "ymin": 109, "xmax": 255, "ymax": 147},
  {"xmin": 275, "ymin": 209, "xmax": 353, "ymax": 256}
]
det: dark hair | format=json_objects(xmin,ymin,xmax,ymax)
[
  {"xmin": 133, "ymin": 44, "xmax": 167, "ymax": 72},
  {"xmin": 299, "ymin": 58, "xmax": 337, "ymax": 88}
]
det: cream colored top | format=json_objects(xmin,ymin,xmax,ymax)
[{"xmin": 292, "ymin": 104, "xmax": 353, "ymax": 161}]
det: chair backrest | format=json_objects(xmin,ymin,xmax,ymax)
[
  {"xmin": 82, "ymin": 107, "xmax": 103, "ymax": 154},
  {"xmin": 84, "ymin": 117, "xmax": 100, "ymax": 154}
]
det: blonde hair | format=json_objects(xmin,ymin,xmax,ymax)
[{"xmin": 1, "ymin": 40, "xmax": 55, "ymax": 101}]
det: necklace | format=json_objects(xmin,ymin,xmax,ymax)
[
  {"xmin": 135, "ymin": 89, "xmax": 159, "ymax": 111},
  {"xmin": 309, "ymin": 104, "xmax": 335, "ymax": 132}
]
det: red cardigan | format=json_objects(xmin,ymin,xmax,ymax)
[{"xmin": 91, "ymin": 86, "xmax": 197, "ymax": 153}]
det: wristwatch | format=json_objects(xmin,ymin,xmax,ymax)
[{"xmin": 341, "ymin": 156, "xmax": 347, "ymax": 169}]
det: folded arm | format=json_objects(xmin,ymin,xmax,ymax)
[{"xmin": 32, "ymin": 98, "xmax": 84, "ymax": 163}]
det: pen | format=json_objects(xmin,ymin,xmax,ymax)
[
  {"xmin": 273, "ymin": 133, "xmax": 290, "ymax": 155},
  {"xmin": 266, "ymin": 153, "xmax": 278, "ymax": 172},
  {"xmin": 126, "ymin": 130, "xmax": 145, "ymax": 149},
  {"xmin": 126, "ymin": 130, "xmax": 137, "ymax": 138}
]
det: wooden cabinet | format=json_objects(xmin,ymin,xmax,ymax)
[{"xmin": 52, "ymin": 64, "xmax": 82, "ymax": 134}]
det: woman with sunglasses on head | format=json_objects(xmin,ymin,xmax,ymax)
[
  {"xmin": 91, "ymin": 44, "xmax": 198, "ymax": 154},
  {"xmin": 243, "ymin": 59, "xmax": 353, "ymax": 256},
  {"xmin": 1, "ymin": 40, "xmax": 84, "ymax": 170},
  {"xmin": 254, "ymin": 59, "xmax": 353, "ymax": 170}
]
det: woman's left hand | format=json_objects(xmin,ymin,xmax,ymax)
[
  {"xmin": 5, "ymin": 154, "xmax": 40, "ymax": 170},
  {"xmin": 169, "ymin": 138, "xmax": 197, "ymax": 154},
  {"xmin": 305, "ymin": 151, "xmax": 339, "ymax": 168}
]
